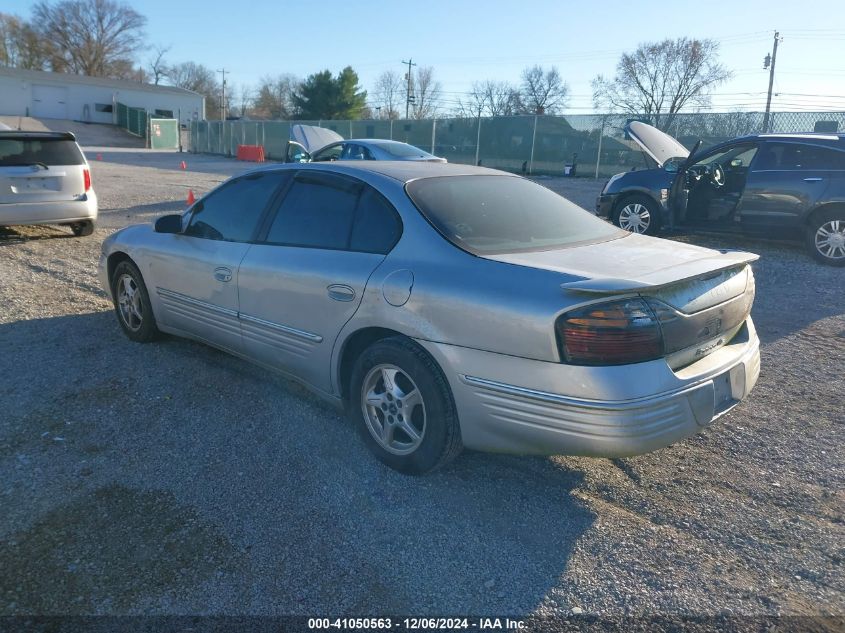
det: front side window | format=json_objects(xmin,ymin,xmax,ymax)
[
  {"xmin": 406, "ymin": 175, "xmax": 624, "ymax": 255},
  {"xmin": 694, "ymin": 144, "xmax": 757, "ymax": 169},
  {"xmin": 184, "ymin": 172, "xmax": 284, "ymax": 242},
  {"xmin": 312, "ymin": 144, "xmax": 343, "ymax": 162}
]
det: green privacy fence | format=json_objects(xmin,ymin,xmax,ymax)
[
  {"xmin": 190, "ymin": 110, "xmax": 845, "ymax": 178},
  {"xmin": 116, "ymin": 102, "xmax": 148, "ymax": 138}
]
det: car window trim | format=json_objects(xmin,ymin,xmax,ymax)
[
  {"xmin": 255, "ymin": 169, "xmax": 403, "ymax": 255},
  {"xmin": 184, "ymin": 170, "xmax": 291, "ymax": 243}
]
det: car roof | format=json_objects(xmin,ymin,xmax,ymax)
[
  {"xmin": 249, "ymin": 160, "xmax": 508, "ymax": 183},
  {"xmin": 0, "ymin": 130, "xmax": 77, "ymax": 141}
]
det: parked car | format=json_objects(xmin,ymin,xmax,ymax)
[
  {"xmin": 0, "ymin": 131, "xmax": 97, "ymax": 236},
  {"xmin": 282, "ymin": 124, "xmax": 446, "ymax": 164},
  {"xmin": 596, "ymin": 121, "xmax": 845, "ymax": 266},
  {"xmin": 99, "ymin": 162, "xmax": 760, "ymax": 474}
]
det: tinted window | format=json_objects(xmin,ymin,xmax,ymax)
[
  {"xmin": 374, "ymin": 141, "xmax": 433, "ymax": 158},
  {"xmin": 185, "ymin": 172, "xmax": 282, "ymax": 242},
  {"xmin": 0, "ymin": 138, "xmax": 84, "ymax": 166},
  {"xmin": 265, "ymin": 174, "xmax": 360, "ymax": 249},
  {"xmin": 312, "ymin": 144, "xmax": 343, "ymax": 162},
  {"xmin": 406, "ymin": 175, "xmax": 624, "ymax": 254},
  {"xmin": 755, "ymin": 142, "xmax": 845, "ymax": 170},
  {"xmin": 350, "ymin": 188, "xmax": 402, "ymax": 254}
]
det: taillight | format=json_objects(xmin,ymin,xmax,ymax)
[
  {"xmin": 83, "ymin": 168, "xmax": 91, "ymax": 192},
  {"xmin": 556, "ymin": 298, "xmax": 664, "ymax": 366}
]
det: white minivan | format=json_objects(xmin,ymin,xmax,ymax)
[{"xmin": 0, "ymin": 131, "xmax": 98, "ymax": 236}]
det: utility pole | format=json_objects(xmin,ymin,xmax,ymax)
[
  {"xmin": 217, "ymin": 68, "xmax": 227, "ymax": 121},
  {"xmin": 762, "ymin": 31, "xmax": 780, "ymax": 133},
  {"xmin": 402, "ymin": 59, "xmax": 416, "ymax": 119}
]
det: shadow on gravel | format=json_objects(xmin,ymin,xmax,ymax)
[
  {"xmin": 89, "ymin": 149, "xmax": 253, "ymax": 177},
  {"xmin": 1, "ymin": 311, "xmax": 595, "ymax": 615},
  {"xmin": 0, "ymin": 225, "xmax": 75, "ymax": 243}
]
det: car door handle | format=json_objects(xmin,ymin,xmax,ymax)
[
  {"xmin": 803, "ymin": 177, "xmax": 823, "ymax": 182},
  {"xmin": 214, "ymin": 266, "xmax": 233, "ymax": 282},
  {"xmin": 327, "ymin": 284, "xmax": 355, "ymax": 302}
]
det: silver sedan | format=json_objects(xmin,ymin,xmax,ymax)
[{"xmin": 99, "ymin": 162, "xmax": 760, "ymax": 474}]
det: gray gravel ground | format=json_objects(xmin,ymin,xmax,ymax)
[{"xmin": 0, "ymin": 149, "xmax": 843, "ymax": 622}]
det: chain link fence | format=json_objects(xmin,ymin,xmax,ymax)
[{"xmin": 190, "ymin": 111, "xmax": 845, "ymax": 177}]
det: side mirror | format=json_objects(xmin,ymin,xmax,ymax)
[{"xmin": 155, "ymin": 214, "xmax": 183, "ymax": 234}]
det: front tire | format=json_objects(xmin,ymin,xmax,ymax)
[
  {"xmin": 807, "ymin": 210, "xmax": 845, "ymax": 266},
  {"xmin": 110, "ymin": 260, "xmax": 161, "ymax": 342},
  {"xmin": 613, "ymin": 195, "xmax": 661, "ymax": 236},
  {"xmin": 349, "ymin": 337, "xmax": 462, "ymax": 475}
]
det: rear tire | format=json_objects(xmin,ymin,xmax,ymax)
[
  {"xmin": 348, "ymin": 336, "xmax": 462, "ymax": 475},
  {"xmin": 110, "ymin": 260, "xmax": 161, "ymax": 342},
  {"xmin": 612, "ymin": 195, "xmax": 661, "ymax": 236},
  {"xmin": 807, "ymin": 210, "xmax": 845, "ymax": 266},
  {"xmin": 70, "ymin": 220, "xmax": 95, "ymax": 237}
]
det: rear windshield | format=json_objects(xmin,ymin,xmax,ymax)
[
  {"xmin": 375, "ymin": 141, "xmax": 432, "ymax": 158},
  {"xmin": 0, "ymin": 138, "xmax": 85, "ymax": 166},
  {"xmin": 406, "ymin": 175, "xmax": 625, "ymax": 254}
]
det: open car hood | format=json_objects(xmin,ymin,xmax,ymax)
[
  {"xmin": 290, "ymin": 124, "xmax": 343, "ymax": 153},
  {"xmin": 626, "ymin": 121, "xmax": 690, "ymax": 168}
]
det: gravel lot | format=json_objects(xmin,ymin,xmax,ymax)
[{"xmin": 1, "ymin": 147, "xmax": 843, "ymax": 623}]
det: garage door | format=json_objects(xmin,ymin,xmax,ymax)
[{"xmin": 32, "ymin": 84, "xmax": 68, "ymax": 119}]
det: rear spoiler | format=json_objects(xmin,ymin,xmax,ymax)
[
  {"xmin": 561, "ymin": 251, "xmax": 758, "ymax": 294},
  {"xmin": 0, "ymin": 131, "xmax": 76, "ymax": 141}
]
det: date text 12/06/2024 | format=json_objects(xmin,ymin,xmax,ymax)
[{"xmin": 307, "ymin": 618, "xmax": 527, "ymax": 630}]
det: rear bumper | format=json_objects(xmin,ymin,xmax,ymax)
[
  {"xmin": 0, "ymin": 192, "xmax": 98, "ymax": 226},
  {"xmin": 416, "ymin": 318, "xmax": 760, "ymax": 457}
]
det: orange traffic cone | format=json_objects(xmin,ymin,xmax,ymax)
[
  {"xmin": 186, "ymin": 189, "xmax": 195, "ymax": 206},
  {"xmin": 180, "ymin": 160, "xmax": 187, "ymax": 170}
]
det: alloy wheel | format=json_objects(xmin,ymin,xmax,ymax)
[
  {"xmin": 361, "ymin": 364, "xmax": 426, "ymax": 455},
  {"xmin": 619, "ymin": 203, "xmax": 651, "ymax": 233},
  {"xmin": 117, "ymin": 274, "xmax": 144, "ymax": 331},
  {"xmin": 814, "ymin": 219, "xmax": 845, "ymax": 260}
]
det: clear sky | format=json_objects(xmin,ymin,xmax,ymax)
[{"xmin": 6, "ymin": 0, "xmax": 845, "ymax": 114}]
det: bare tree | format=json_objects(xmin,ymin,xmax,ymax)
[
  {"xmin": 0, "ymin": 12, "xmax": 51, "ymax": 69},
  {"xmin": 166, "ymin": 61, "xmax": 222, "ymax": 118},
  {"xmin": 372, "ymin": 70, "xmax": 403, "ymax": 119},
  {"xmin": 411, "ymin": 66, "xmax": 441, "ymax": 119},
  {"xmin": 149, "ymin": 44, "xmax": 170, "ymax": 85},
  {"xmin": 253, "ymin": 74, "xmax": 299, "ymax": 119},
  {"xmin": 520, "ymin": 65, "xmax": 569, "ymax": 114},
  {"xmin": 592, "ymin": 38, "xmax": 731, "ymax": 131},
  {"xmin": 32, "ymin": 0, "xmax": 146, "ymax": 77},
  {"xmin": 236, "ymin": 84, "xmax": 254, "ymax": 118},
  {"xmin": 476, "ymin": 80, "xmax": 524, "ymax": 116}
]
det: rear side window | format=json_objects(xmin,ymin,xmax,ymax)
[
  {"xmin": 185, "ymin": 172, "xmax": 284, "ymax": 242},
  {"xmin": 350, "ymin": 188, "xmax": 402, "ymax": 253},
  {"xmin": 755, "ymin": 142, "xmax": 845, "ymax": 170},
  {"xmin": 0, "ymin": 138, "xmax": 84, "ymax": 166},
  {"xmin": 265, "ymin": 174, "xmax": 360, "ymax": 249},
  {"xmin": 264, "ymin": 172, "xmax": 401, "ymax": 253}
]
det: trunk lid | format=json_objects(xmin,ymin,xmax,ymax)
[
  {"xmin": 626, "ymin": 121, "xmax": 689, "ymax": 168},
  {"xmin": 487, "ymin": 234, "xmax": 758, "ymax": 368}
]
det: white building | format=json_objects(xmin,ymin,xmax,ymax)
[{"xmin": 0, "ymin": 66, "xmax": 205, "ymax": 125}]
